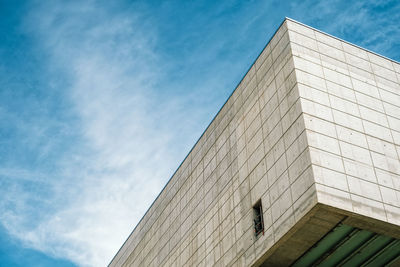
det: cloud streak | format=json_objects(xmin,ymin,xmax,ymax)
[
  {"xmin": 0, "ymin": 1, "xmax": 197, "ymax": 266},
  {"xmin": 1, "ymin": 1, "xmax": 399, "ymax": 266}
]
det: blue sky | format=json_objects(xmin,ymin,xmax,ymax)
[{"xmin": 0, "ymin": 0, "xmax": 399, "ymax": 266}]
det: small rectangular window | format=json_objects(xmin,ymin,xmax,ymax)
[{"xmin": 253, "ymin": 200, "xmax": 264, "ymax": 237}]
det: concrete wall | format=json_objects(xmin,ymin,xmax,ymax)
[
  {"xmin": 110, "ymin": 18, "xmax": 400, "ymax": 267},
  {"xmin": 286, "ymin": 19, "xmax": 400, "ymax": 227}
]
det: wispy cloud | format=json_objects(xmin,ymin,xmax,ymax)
[
  {"xmin": 0, "ymin": 1, "xmax": 200, "ymax": 266},
  {"xmin": 1, "ymin": 0, "xmax": 399, "ymax": 266},
  {"xmin": 2, "ymin": 1, "xmax": 253, "ymax": 265}
]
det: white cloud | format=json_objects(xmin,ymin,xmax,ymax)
[
  {"xmin": 0, "ymin": 1, "xmax": 200, "ymax": 266},
  {"xmin": 4, "ymin": 1, "xmax": 398, "ymax": 266}
]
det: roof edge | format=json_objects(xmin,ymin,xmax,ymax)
[
  {"xmin": 109, "ymin": 16, "xmax": 400, "ymax": 266},
  {"xmin": 284, "ymin": 17, "xmax": 400, "ymax": 65},
  {"xmin": 108, "ymin": 16, "xmax": 290, "ymax": 266}
]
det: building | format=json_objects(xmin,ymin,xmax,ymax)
[{"xmin": 110, "ymin": 18, "xmax": 400, "ymax": 266}]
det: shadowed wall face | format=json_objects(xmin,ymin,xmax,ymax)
[{"xmin": 110, "ymin": 19, "xmax": 400, "ymax": 267}]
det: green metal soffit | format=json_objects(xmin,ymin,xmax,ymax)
[{"xmin": 292, "ymin": 223, "xmax": 400, "ymax": 267}]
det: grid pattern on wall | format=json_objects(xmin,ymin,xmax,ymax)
[
  {"xmin": 287, "ymin": 20, "xmax": 400, "ymax": 226},
  {"xmin": 111, "ymin": 19, "xmax": 313, "ymax": 267},
  {"xmin": 110, "ymin": 18, "xmax": 400, "ymax": 267}
]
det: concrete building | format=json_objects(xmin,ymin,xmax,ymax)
[{"xmin": 110, "ymin": 18, "xmax": 400, "ymax": 266}]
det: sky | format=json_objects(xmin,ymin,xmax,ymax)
[{"xmin": 0, "ymin": 0, "xmax": 399, "ymax": 266}]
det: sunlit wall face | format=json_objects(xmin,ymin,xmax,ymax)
[{"xmin": 110, "ymin": 18, "xmax": 400, "ymax": 267}]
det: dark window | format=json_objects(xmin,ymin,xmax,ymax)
[{"xmin": 253, "ymin": 200, "xmax": 264, "ymax": 237}]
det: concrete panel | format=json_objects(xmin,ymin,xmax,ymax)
[
  {"xmin": 287, "ymin": 18, "xmax": 400, "ymax": 228},
  {"xmin": 110, "ymin": 18, "xmax": 400, "ymax": 267}
]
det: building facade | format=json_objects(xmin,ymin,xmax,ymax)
[{"xmin": 110, "ymin": 18, "xmax": 400, "ymax": 266}]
